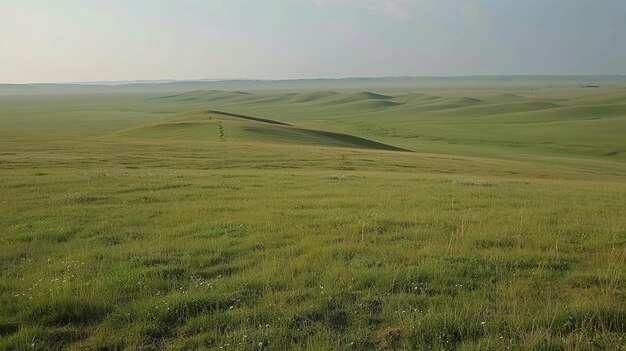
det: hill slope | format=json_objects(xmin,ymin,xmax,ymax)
[{"xmin": 115, "ymin": 111, "xmax": 409, "ymax": 152}]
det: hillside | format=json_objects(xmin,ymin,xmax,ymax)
[
  {"xmin": 115, "ymin": 111, "xmax": 409, "ymax": 152},
  {"xmin": 0, "ymin": 84, "xmax": 625, "ymax": 350}
]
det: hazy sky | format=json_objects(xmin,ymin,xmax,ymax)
[{"xmin": 1, "ymin": 0, "xmax": 625, "ymax": 83}]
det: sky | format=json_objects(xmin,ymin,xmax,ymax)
[{"xmin": 1, "ymin": 0, "xmax": 625, "ymax": 83}]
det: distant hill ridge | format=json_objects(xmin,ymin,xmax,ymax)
[{"xmin": 2, "ymin": 76, "xmax": 626, "ymax": 95}]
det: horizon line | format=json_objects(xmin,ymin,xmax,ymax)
[{"xmin": 3, "ymin": 74, "xmax": 626, "ymax": 86}]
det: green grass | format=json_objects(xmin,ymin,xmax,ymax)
[
  {"xmin": 0, "ymin": 85, "xmax": 625, "ymax": 350},
  {"xmin": 3, "ymin": 87, "xmax": 625, "ymax": 164},
  {"xmin": 114, "ymin": 111, "xmax": 408, "ymax": 151}
]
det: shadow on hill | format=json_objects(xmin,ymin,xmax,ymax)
[
  {"xmin": 116, "ymin": 110, "xmax": 411, "ymax": 152},
  {"xmin": 205, "ymin": 110, "xmax": 292, "ymax": 126}
]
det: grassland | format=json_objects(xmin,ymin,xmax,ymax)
[{"xmin": 0, "ymin": 83, "xmax": 625, "ymax": 350}]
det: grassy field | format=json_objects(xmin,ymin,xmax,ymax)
[{"xmin": 0, "ymin": 84, "xmax": 625, "ymax": 350}]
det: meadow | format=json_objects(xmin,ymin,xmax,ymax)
[{"xmin": 0, "ymin": 81, "xmax": 625, "ymax": 350}]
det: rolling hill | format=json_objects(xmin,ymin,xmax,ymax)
[{"xmin": 115, "ymin": 110, "xmax": 409, "ymax": 152}]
